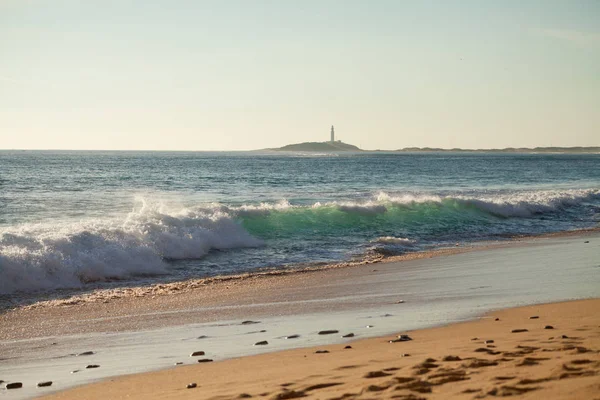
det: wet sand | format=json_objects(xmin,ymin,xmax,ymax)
[{"xmin": 39, "ymin": 299, "xmax": 600, "ymax": 400}]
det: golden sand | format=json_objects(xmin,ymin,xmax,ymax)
[{"xmin": 40, "ymin": 299, "xmax": 600, "ymax": 400}]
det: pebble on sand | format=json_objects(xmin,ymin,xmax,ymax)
[
  {"xmin": 71, "ymin": 370, "xmax": 80, "ymax": 374},
  {"xmin": 190, "ymin": 351, "xmax": 206, "ymax": 357},
  {"xmin": 77, "ymin": 351, "xmax": 94, "ymax": 356},
  {"xmin": 529, "ymin": 316, "xmax": 539, "ymax": 319},
  {"xmin": 241, "ymin": 321, "xmax": 260, "ymax": 325},
  {"xmin": 342, "ymin": 333, "xmax": 355, "ymax": 338},
  {"xmin": 544, "ymin": 325, "xmax": 554, "ymax": 330},
  {"xmin": 37, "ymin": 381, "xmax": 53, "ymax": 387},
  {"xmin": 6, "ymin": 382, "xmax": 23, "ymax": 389},
  {"xmin": 254, "ymin": 341, "xmax": 269, "ymax": 346},
  {"xmin": 390, "ymin": 334, "xmax": 412, "ymax": 343},
  {"xmin": 495, "ymin": 318, "xmax": 500, "ymax": 321},
  {"xmin": 285, "ymin": 335, "xmax": 300, "ymax": 339},
  {"xmin": 86, "ymin": 365, "xmax": 100, "ymax": 369},
  {"xmin": 318, "ymin": 330, "xmax": 339, "ymax": 335},
  {"xmin": 187, "ymin": 383, "xmax": 197, "ymax": 389},
  {"xmin": 485, "ymin": 340, "xmax": 495, "ymax": 344},
  {"xmin": 511, "ymin": 329, "xmax": 528, "ymax": 333},
  {"xmin": 315, "ymin": 350, "xmax": 329, "ymax": 354},
  {"xmin": 344, "ymin": 346, "xmax": 352, "ymax": 349},
  {"xmin": 197, "ymin": 359, "xmax": 214, "ymax": 363},
  {"xmin": 366, "ymin": 325, "xmax": 374, "ymax": 328},
  {"xmin": 396, "ymin": 300, "xmax": 405, "ymax": 304}
]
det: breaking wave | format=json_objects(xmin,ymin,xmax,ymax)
[{"xmin": 1, "ymin": 189, "xmax": 598, "ymax": 295}]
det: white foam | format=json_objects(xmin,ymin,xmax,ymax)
[
  {"xmin": 0, "ymin": 201, "xmax": 263, "ymax": 295},
  {"xmin": 373, "ymin": 236, "xmax": 416, "ymax": 245}
]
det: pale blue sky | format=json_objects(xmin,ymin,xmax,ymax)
[{"xmin": 1, "ymin": 0, "xmax": 599, "ymax": 150}]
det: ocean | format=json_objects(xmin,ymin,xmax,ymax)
[{"xmin": 1, "ymin": 150, "xmax": 599, "ymax": 295}]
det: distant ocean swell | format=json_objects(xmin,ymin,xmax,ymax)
[{"xmin": 1, "ymin": 189, "xmax": 599, "ymax": 295}]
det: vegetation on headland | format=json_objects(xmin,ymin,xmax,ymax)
[{"xmin": 269, "ymin": 141, "xmax": 362, "ymax": 152}]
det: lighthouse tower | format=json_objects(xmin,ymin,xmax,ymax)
[{"xmin": 330, "ymin": 125, "xmax": 335, "ymax": 142}]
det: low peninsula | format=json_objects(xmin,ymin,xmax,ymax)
[{"xmin": 269, "ymin": 141, "xmax": 362, "ymax": 152}]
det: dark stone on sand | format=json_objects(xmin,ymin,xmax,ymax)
[
  {"xmin": 366, "ymin": 325, "xmax": 374, "ymax": 328},
  {"xmin": 442, "ymin": 355, "xmax": 461, "ymax": 361},
  {"xmin": 529, "ymin": 316, "xmax": 539, "ymax": 319},
  {"xmin": 344, "ymin": 346, "xmax": 352, "ymax": 349},
  {"xmin": 187, "ymin": 383, "xmax": 197, "ymax": 389},
  {"xmin": 238, "ymin": 394, "xmax": 253, "ymax": 398},
  {"xmin": 471, "ymin": 337, "xmax": 479, "ymax": 340},
  {"xmin": 318, "ymin": 330, "xmax": 339, "ymax": 335},
  {"xmin": 77, "ymin": 351, "xmax": 94, "ymax": 356},
  {"xmin": 402, "ymin": 353, "xmax": 411, "ymax": 357},
  {"xmin": 342, "ymin": 333, "xmax": 355, "ymax": 338},
  {"xmin": 71, "ymin": 370, "xmax": 80, "ymax": 374},
  {"xmin": 175, "ymin": 362, "xmax": 183, "ymax": 365},
  {"xmin": 561, "ymin": 335, "xmax": 569, "ymax": 339},
  {"xmin": 241, "ymin": 321, "xmax": 260, "ymax": 325},
  {"xmin": 190, "ymin": 351, "xmax": 205, "ymax": 357},
  {"xmin": 396, "ymin": 300, "xmax": 405, "ymax": 304},
  {"xmin": 197, "ymin": 335, "xmax": 209, "ymax": 339},
  {"xmin": 197, "ymin": 359, "xmax": 214, "ymax": 363},
  {"xmin": 315, "ymin": 350, "xmax": 329, "ymax": 354},
  {"xmin": 254, "ymin": 341, "xmax": 269, "ymax": 346},
  {"xmin": 485, "ymin": 340, "xmax": 494, "ymax": 344},
  {"xmin": 511, "ymin": 329, "xmax": 528, "ymax": 333},
  {"xmin": 495, "ymin": 318, "xmax": 500, "ymax": 321},
  {"xmin": 37, "ymin": 381, "xmax": 53, "ymax": 387},
  {"xmin": 86, "ymin": 364, "xmax": 100, "ymax": 369},
  {"xmin": 544, "ymin": 325, "xmax": 554, "ymax": 330},
  {"xmin": 6, "ymin": 382, "xmax": 23, "ymax": 389},
  {"xmin": 584, "ymin": 241, "xmax": 589, "ymax": 243},
  {"xmin": 390, "ymin": 334, "xmax": 412, "ymax": 343},
  {"xmin": 285, "ymin": 335, "xmax": 300, "ymax": 339}
]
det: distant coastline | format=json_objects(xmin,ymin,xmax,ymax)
[{"xmin": 266, "ymin": 142, "xmax": 599, "ymax": 153}]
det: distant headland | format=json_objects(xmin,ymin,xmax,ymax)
[
  {"xmin": 269, "ymin": 144, "xmax": 599, "ymax": 153},
  {"xmin": 266, "ymin": 125, "xmax": 598, "ymax": 153}
]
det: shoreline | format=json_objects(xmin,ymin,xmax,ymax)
[
  {"xmin": 3, "ymin": 227, "xmax": 599, "ymax": 313},
  {"xmin": 1, "ymin": 231, "xmax": 598, "ymax": 399},
  {"xmin": 38, "ymin": 298, "xmax": 600, "ymax": 400}
]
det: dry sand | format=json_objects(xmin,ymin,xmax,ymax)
[{"xmin": 40, "ymin": 299, "xmax": 600, "ymax": 400}]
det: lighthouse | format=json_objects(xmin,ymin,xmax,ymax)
[{"xmin": 330, "ymin": 125, "xmax": 335, "ymax": 142}]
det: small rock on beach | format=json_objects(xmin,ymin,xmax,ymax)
[
  {"xmin": 197, "ymin": 359, "xmax": 214, "ymax": 363},
  {"xmin": 190, "ymin": 351, "xmax": 206, "ymax": 357},
  {"xmin": 86, "ymin": 365, "xmax": 100, "ymax": 369},
  {"xmin": 254, "ymin": 341, "xmax": 269, "ymax": 346},
  {"xmin": 318, "ymin": 330, "xmax": 339, "ymax": 335},
  {"xmin": 37, "ymin": 381, "xmax": 53, "ymax": 387},
  {"xmin": 6, "ymin": 382, "xmax": 23, "ymax": 389},
  {"xmin": 511, "ymin": 329, "xmax": 528, "ymax": 333},
  {"xmin": 342, "ymin": 333, "xmax": 355, "ymax": 338},
  {"xmin": 187, "ymin": 383, "xmax": 197, "ymax": 389}
]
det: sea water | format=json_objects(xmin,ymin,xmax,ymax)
[{"xmin": 1, "ymin": 151, "xmax": 599, "ymax": 295}]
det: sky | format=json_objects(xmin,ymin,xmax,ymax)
[{"xmin": 1, "ymin": 0, "xmax": 599, "ymax": 151}]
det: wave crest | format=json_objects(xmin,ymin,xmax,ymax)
[{"xmin": 0, "ymin": 201, "xmax": 263, "ymax": 295}]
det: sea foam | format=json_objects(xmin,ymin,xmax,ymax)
[{"xmin": 0, "ymin": 201, "xmax": 263, "ymax": 295}]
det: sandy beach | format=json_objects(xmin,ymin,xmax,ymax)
[
  {"xmin": 0, "ymin": 232, "xmax": 598, "ymax": 399},
  {"xmin": 40, "ymin": 299, "xmax": 600, "ymax": 400}
]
